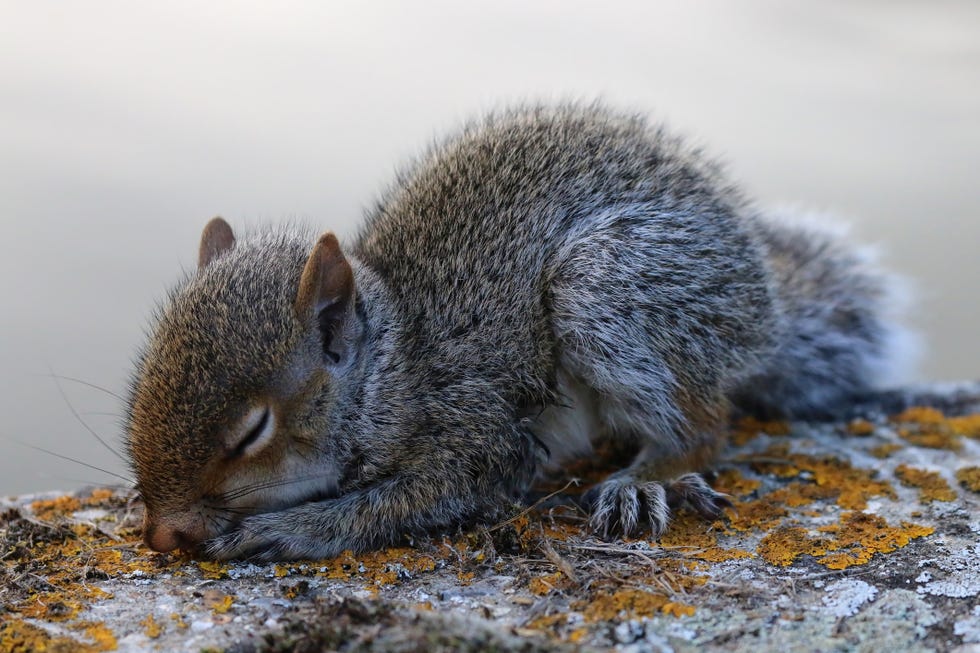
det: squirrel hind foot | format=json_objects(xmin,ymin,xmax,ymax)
[{"xmin": 585, "ymin": 472, "xmax": 731, "ymax": 540}]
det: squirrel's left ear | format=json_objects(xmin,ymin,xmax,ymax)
[
  {"xmin": 198, "ymin": 217, "xmax": 236, "ymax": 269},
  {"xmin": 295, "ymin": 232, "xmax": 356, "ymax": 365}
]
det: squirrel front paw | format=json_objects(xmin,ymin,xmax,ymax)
[
  {"xmin": 202, "ymin": 511, "xmax": 348, "ymax": 561},
  {"xmin": 585, "ymin": 472, "xmax": 731, "ymax": 539}
]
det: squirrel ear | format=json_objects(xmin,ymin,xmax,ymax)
[
  {"xmin": 295, "ymin": 232, "xmax": 355, "ymax": 364},
  {"xmin": 199, "ymin": 217, "xmax": 236, "ymax": 269}
]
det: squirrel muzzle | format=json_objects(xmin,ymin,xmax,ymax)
[{"xmin": 142, "ymin": 511, "xmax": 208, "ymax": 553}]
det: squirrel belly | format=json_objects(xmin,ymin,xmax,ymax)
[{"xmin": 126, "ymin": 103, "xmax": 913, "ymax": 560}]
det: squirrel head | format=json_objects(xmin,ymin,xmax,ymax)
[{"xmin": 126, "ymin": 218, "xmax": 359, "ymax": 554}]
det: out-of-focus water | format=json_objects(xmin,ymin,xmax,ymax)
[{"xmin": 1, "ymin": 1, "xmax": 977, "ymax": 495}]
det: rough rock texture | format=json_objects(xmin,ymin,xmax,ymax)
[{"xmin": 2, "ymin": 386, "xmax": 980, "ymax": 653}]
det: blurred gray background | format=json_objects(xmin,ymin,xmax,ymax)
[{"xmin": 1, "ymin": 1, "xmax": 978, "ymax": 495}]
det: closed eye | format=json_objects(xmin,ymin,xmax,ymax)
[{"xmin": 230, "ymin": 406, "xmax": 276, "ymax": 458}]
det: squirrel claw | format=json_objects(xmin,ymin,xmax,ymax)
[
  {"xmin": 586, "ymin": 472, "xmax": 729, "ymax": 540},
  {"xmin": 664, "ymin": 472, "xmax": 733, "ymax": 521},
  {"xmin": 586, "ymin": 476, "xmax": 669, "ymax": 539}
]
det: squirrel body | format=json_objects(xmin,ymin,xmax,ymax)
[{"xmin": 126, "ymin": 104, "xmax": 911, "ymax": 559}]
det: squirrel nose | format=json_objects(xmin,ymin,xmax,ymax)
[{"xmin": 143, "ymin": 514, "xmax": 206, "ymax": 552}]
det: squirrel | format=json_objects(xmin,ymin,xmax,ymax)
[{"xmin": 125, "ymin": 103, "xmax": 915, "ymax": 560}]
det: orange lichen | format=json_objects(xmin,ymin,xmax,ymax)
[
  {"xmin": 815, "ymin": 512, "xmax": 934, "ymax": 570},
  {"xmin": 198, "ymin": 560, "xmax": 230, "ymax": 580},
  {"xmin": 713, "ymin": 468, "xmax": 761, "ymax": 497},
  {"xmin": 692, "ymin": 545, "xmax": 754, "ymax": 563},
  {"xmin": 757, "ymin": 526, "xmax": 830, "ymax": 567},
  {"xmin": 579, "ymin": 588, "xmax": 695, "ymax": 622},
  {"xmin": 891, "ymin": 406, "xmax": 946, "ymax": 425},
  {"xmin": 210, "ymin": 594, "xmax": 234, "ymax": 614},
  {"xmin": 0, "ymin": 618, "xmax": 120, "ymax": 653},
  {"xmin": 751, "ymin": 446, "xmax": 895, "ymax": 510},
  {"xmin": 659, "ymin": 512, "xmax": 720, "ymax": 550},
  {"xmin": 657, "ymin": 512, "xmax": 752, "ymax": 562},
  {"xmin": 756, "ymin": 511, "xmax": 933, "ymax": 570},
  {"xmin": 947, "ymin": 414, "xmax": 980, "ymax": 438},
  {"xmin": 726, "ymin": 494, "xmax": 790, "ymax": 532},
  {"xmin": 869, "ymin": 443, "xmax": 903, "ymax": 459},
  {"xmin": 847, "ymin": 419, "xmax": 876, "ymax": 436},
  {"xmin": 955, "ymin": 466, "xmax": 980, "ymax": 492},
  {"xmin": 0, "ymin": 619, "xmax": 85, "ymax": 653},
  {"xmin": 732, "ymin": 416, "xmax": 792, "ymax": 445},
  {"xmin": 524, "ymin": 612, "xmax": 568, "ymax": 635},
  {"xmin": 141, "ymin": 614, "xmax": 162, "ymax": 639},
  {"xmin": 898, "ymin": 427, "xmax": 962, "ymax": 451},
  {"xmin": 894, "ymin": 465, "xmax": 957, "ymax": 503},
  {"xmin": 305, "ymin": 545, "xmax": 446, "ymax": 590},
  {"xmin": 528, "ymin": 571, "xmax": 566, "ymax": 596},
  {"xmin": 766, "ymin": 482, "xmax": 837, "ymax": 508},
  {"xmin": 30, "ymin": 494, "xmax": 83, "ymax": 520},
  {"xmin": 80, "ymin": 622, "xmax": 118, "ymax": 651},
  {"xmin": 891, "ymin": 407, "xmax": 968, "ymax": 451}
]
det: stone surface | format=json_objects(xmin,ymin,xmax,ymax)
[{"xmin": 2, "ymin": 386, "xmax": 980, "ymax": 652}]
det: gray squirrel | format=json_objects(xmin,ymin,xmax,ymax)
[{"xmin": 126, "ymin": 103, "xmax": 914, "ymax": 560}]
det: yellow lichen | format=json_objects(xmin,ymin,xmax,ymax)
[
  {"xmin": 726, "ymin": 494, "xmax": 790, "ymax": 532},
  {"xmin": 211, "ymin": 594, "xmax": 234, "ymax": 614},
  {"xmin": 894, "ymin": 464, "xmax": 957, "ymax": 502},
  {"xmin": 955, "ymin": 466, "xmax": 980, "ymax": 492},
  {"xmin": 947, "ymin": 414, "xmax": 980, "ymax": 438},
  {"xmin": 659, "ymin": 511, "xmax": 752, "ymax": 562},
  {"xmin": 30, "ymin": 495, "xmax": 82, "ymax": 521},
  {"xmin": 528, "ymin": 571, "xmax": 565, "ymax": 596},
  {"xmin": 733, "ymin": 416, "xmax": 792, "ymax": 443},
  {"xmin": 898, "ymin": 427, "xmax": 962, "ymax": 451},
  {"xmin": 579, "ymin": 588, "xmax": 695, "ymax": 622},
  {"xmin": 198, "ymin": 561, "xmax": 230, "ymax": 580},
  {"xmin": 752, "ymin": 446, "xmax": 895, "ymax": 510},
  {"xmin": 869, "ymin": 443, "xmax": 903, "ymax": 459},
  {"xmin": 757, "ymin": 526, "xmax": 830, "ymax": 567},
  {"xmin": 815, "ymin": 512, "xmax": 934, "ymax": 570},
  {"xmin": 80, "ymin": 622, "xmax": 118, "ymax": 651},
  {"xmin": 891, "ymin": 407, "xmax": 966, "ymax": 451},
  {"xmin": 0, "ymin": 618, "xmax": 84, "ymax": 653},
  {"xmin": 142, "ymin": 614, "xmax": 162, "ymax": 639},
  {"xmin": 891, "ymin": 406, "xmax": 946, "ymax": 425},
  {"xmin": 713, "ymin": 468, "xmax": 761, "ymax": 497},
  {"xmin": 756, "ymin": 511, "xmax": 933, "ymax": 570},
  {"xmin": 847, "ymin": 419, "xmax": 876, "ymax": 436}
]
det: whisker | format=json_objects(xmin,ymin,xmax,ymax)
[
  {"xmin": 47, "ymin": 367, "xmax": 127, "ymax": 463},
  {"xmin": 41, "ymin": 475, "xmax": 136, "ymax": 492},
  {"xmin": 7, "ymin": 437, "xmax": 135, "ymax": 484},
  {"xmin": 41, "ymin": 372, "xmax": 126, "ymax": 402},
  {"xmin": 219, "ymin": 507, "xmax": 258, "ymax": 516},
  {"xmin": 220, "ymin": 473, "xmax": 332, "ymax": 502},
  {"xmin": 219, "ymin": 476, "xmax": 318, "ymax": 501}
]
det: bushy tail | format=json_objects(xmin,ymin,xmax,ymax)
[{"xmin": 730, "ymin": 209, "xmax": 920, "ymax": 419}]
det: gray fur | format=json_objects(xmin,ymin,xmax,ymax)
[{"xmin": 126, "ymin": 103, "xmax": 912, "ymax": 560}]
